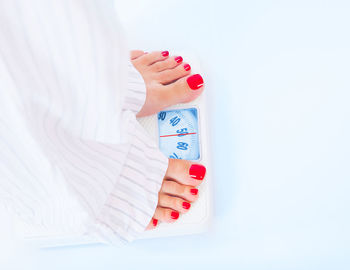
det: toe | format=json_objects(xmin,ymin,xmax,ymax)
[
  {"xmin": 133, "ymin": 50, "xmax": 169, "ymax": 66},
  {"xmin": 153, "ymin": 207, "xmax": 180, "ymax": 223},
  {"xmin": 164, "ymin": 73, "xmax": 204, "ymax": 105},
  {"xmin": 165, "ymin": 159, "xmax": 206, "ymax": 187},
  {"xmin": 146, "ymin": 218, "xmax": 158, "ymax": 230},
  {"xmin": 151, "ymin": 56, "xmax": 184, "ymax": 72},
  {"xmin": 158, "ymin": 193, "xmax": 191, "ymax": 213},
  {"xmin": 161, "ymin": 180, "xmax": 199, "ymax": 202},
  {"xmin": 130, "ymin": 50, "xmax": 146, "ymax": 60},
  {"xmin": 157, "ymin": 63, "xmax": 191, "ymax": 84}
]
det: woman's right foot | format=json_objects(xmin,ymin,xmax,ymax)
[{"xmin": 130, "ymin": 50, "xmax": 205, "ymax": 117}]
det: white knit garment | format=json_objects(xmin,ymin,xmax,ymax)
[{"xmin": 0, "ymin": 0, "xmax": 168, "ymax": 242}]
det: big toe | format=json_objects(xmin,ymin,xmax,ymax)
[
  {"xmin": 165, "ymin": 73, "xmax": 204, "ymax": 105},
  {"xmin": 165, "ymin": 159, "xmax": 206, "ymax": 187}
]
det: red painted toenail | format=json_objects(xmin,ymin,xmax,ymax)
[
  {"xmin": 184, "ymin": 64, "xmax": 191, "ymax": 71},
  {"xmin": 153, "ymin": 219, "xmax": 158, "ymax": 226},
  {"xmin": 190, "ymin": 188, "xmax": 198, "ymax": 195},
  {"xmin": 171, "ymin": 211, "xmax": 179, "ymax": 219},
  {"xmin": 175, "ymin": 56, "xmax": 183, "ymax": 63},
  {"xmin": 187, "ymin": 74, "xmax": 204, "ymax": 90},
  {"xmin": 162, "ymin": 51, "xmax": 169, "ymax": 57},
  {"xmin": 189, "ymin": 164, "xmax": 206, "ymax": 180},
  {"xmin": 182, "ymin": 202, "xmax": 191, "ymax": 209}
]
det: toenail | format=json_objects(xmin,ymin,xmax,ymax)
[
  {"xmin": 190, "ymin": 188, "xmax": 198, "ymax": 195},
  {"xmin": 187, "ymin": 74, "xmax": 204, "ymax": 90},
  {"xmin": 189, "ymin": 164, "xmax": 206, "ymax": 180},
  {"xmin": 184, "ymin": 63, "xmax": 191, "ymax": 71},
  {"xmin": 182, "ymin": 202, "xmax": 191, "ymax": 210},
  {"xmin": 153, "ymin": 219, "xmax": 158, "ymax": 226},
  {"xmin": 171, "ymin": 211, "xmax": 179, "ymax": 219},
  {"xmin": 175, "ymin": 56, "xmax": 183, "ymax": 63},
  {"xmin": 161, "ymin": 51, "xmax": 169, "ymax": 57}
]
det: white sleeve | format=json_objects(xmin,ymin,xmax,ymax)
[
  {"xmin": 123, "ymin": 63, "xmax": 147, "ymax": 114},
  {"xmin": 95, "ymin": 64, "xmax": 168, "ymax": 241},
  {"xmin": 0, "ymin": 0, "xmax": 167, "ymax": 242}
]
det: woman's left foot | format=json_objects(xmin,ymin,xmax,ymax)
[
  {"xmin": 145, "ymin": 159, "xmax": 206, "ymax": 230},
  {"xmin": 130, "ymin": 50, "xmax": 204, "ymax": 117}
]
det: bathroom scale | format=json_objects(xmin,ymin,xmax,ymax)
[{"xmin": 13, "ymin": 54, "xmax": 212, "ymax": 247}]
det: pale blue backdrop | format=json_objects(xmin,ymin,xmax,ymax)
[{"xmin": 5, "ymin": 0, "xmax": 350, "ymax": 269}]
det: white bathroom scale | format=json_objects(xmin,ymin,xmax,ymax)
[{"xmin": 13, "ymin": 55, "xmax": 212, "ymax": 247}]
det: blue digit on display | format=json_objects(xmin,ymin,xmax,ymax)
[
  {"xmin": 169, "ymin": 153, "xmax": 182, "ymax": 159},
  {"xmin": 169, "ymin": 116, "xmax": 180, "ymax": 126},
  {"xmin": 176, "ymin": 128, "xmax": 188, "ymax": 137},
  {"xmin": 177, "ymin": 142, "xmax": 188, "ymax": 150},
  {"xmin": 158, "ymin": 112, "xmax": 166, "ymax": 120}
]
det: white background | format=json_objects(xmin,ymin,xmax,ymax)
[{"xmin": 2, "ymin": 0, "xmax": 350, "ymax": 269}]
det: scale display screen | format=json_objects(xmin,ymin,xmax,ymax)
[{"xmin": 158, "ymin": 108, "xmax": 200, "ymax": 160}]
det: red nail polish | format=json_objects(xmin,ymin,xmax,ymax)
[
  {"xmin": 182, "ymin": 202, "xmax": 191, "ymax": 209},
  {"xmin": 174, "ymin": 56, "xmax": 183, "ymax": 63},
  {"xmin": 153, "ymin": 219, "xmax": 158, "ymax": 226},
  {"xmin": 171, "ymin": 211, "xmax": 179, "ymax": 219},
  {"xmin": 190, "ymin": 188, "xmax": 198, "ymax": 195},
  {"xmin": 184, "ymin": 63, "xmax": 191, "ymax": 71},
  {"xmin": 162, "ymin": 51, "xmax": 169, "ymax": 57},
  {"xmin": 189, "ymin": 164, "xmax": 206, "ymax": 180},
  {"xmin": 186, "ymin": 74, "xmax": 204, "ymax": 90}
]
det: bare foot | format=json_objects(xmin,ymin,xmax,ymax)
[
  {"xmin": 130, "ymin": 50, "xmax": 204, "ymax": 117},
  {"xmin": 146, "ymin": 159, "xmax": 206, "ymax": 229}
]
